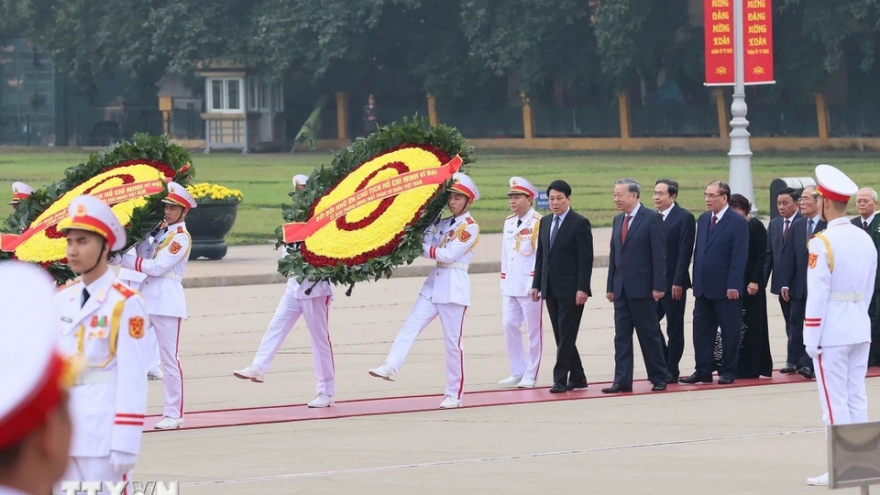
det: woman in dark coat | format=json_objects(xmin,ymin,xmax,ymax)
[{"xmin": 728, "ymin": 193, "xmax": 773, "ymax": 378}]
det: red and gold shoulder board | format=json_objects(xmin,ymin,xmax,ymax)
[
  {"xmin": 177, "ymin": 226, "xmax": 184, "ymax": 234},
  {"xmin": 112, "ymin": 282, "xmax": 136, "ymax": 299},
  {"xmin": 466, "ymin": 217, "xmax": 474, "ymax": 225}
]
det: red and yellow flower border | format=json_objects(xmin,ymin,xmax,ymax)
[{"xmin": 276, "ymin": 117, "xmax": 473, "ymax": 290}]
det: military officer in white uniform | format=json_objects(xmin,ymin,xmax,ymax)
[
  {"xmin": 115, "ymin": 182, "xmax": 195, "ymax": 430},
  {"xmin": 498, "ymin": 176, "xmax": 543, "ymax": 389},
  {"xmin": 369, "ymin": 172, "xmax": 481, "ymax": 408},
  {"xmin": 0, "ymin": 261, "xmax": 78, "ymax": 495},
  {"xmin": 118, "ymin": 244, "xmax": 161, "ymax": 380},
  {"xmin": 234, "ymin": 175, "xmax": 337, "ymax": 408},
  {"xmin": 9, "ymin": 181, "xmax": 35, "ymax": 212},
  {"xmin": 54, "ymin": 195, "xmax": 149, "ymax": 493},
  {"xmin": 803, "ymin": 164, "xmax": 878, "ymax": 487}
]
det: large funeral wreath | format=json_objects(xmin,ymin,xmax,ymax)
[
  {"xmin": 277, "ymin": 117, "xmax": 474, "ymax": 292},
  {"xmin": 1, "ymin": 133, "xmax": 195, "ymax": 284}
]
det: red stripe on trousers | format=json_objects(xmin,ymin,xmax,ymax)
[
  {"xmin": 325, "ymin": 296, "xmax": 335, "ymax": 370},
  {"xmin": 456, "ymin": 307, "xmax": 467, "ymax": 399},
  {"xmin": 175, "ymin": 318, "xmax": 184, "ymax": 418},
  {"xmin": 817, "ymin": 354, "xmax": 834, "ymax": 425}
]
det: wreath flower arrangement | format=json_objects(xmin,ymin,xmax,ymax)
[
  {"xmin": 186, "ymin": 183, "xmax": 244, "ymax": 204},
  {"xmin": 0, "ymin": 133, "xmax": 195, "ymax": 284},
  {"xmin": 277, "ymin": 117, "xmax": 474, "ymax": 291}
]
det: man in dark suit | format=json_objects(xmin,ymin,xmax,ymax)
[
  {"xmin": 653, "ymin": 179, "xmax": 696, "ymax": 383},
  {"xmin": 781, "ymin": 185, "xmax": 826, "ymax": 379},
  {"xmin": 530, "ymin": 180, "xmax": 594, "ymax": 394},
  {"xmin": 680, "ymin": 180, "xmax": 748, "ymax": 385},
  {"xmin": 851, "ymin": 187, "xmax": 880, "ymax": 366},
  {"xmin": 764, "ymin": 187, "xmax": 801, "ymax": 370},
  {"xmin": 602, "ymin": 179, "xmax": 669, "ymax": 393}
]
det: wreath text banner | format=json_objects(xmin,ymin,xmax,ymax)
[{"xmin": 282, "ymin": 154, "xmax": 462, "ymax": 243}]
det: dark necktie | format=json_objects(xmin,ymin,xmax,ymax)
[
  {"xmin": 864, "ymin": 220, "xmax": 869, "ymax": 232},
  {"xmin": 808, "ymin": 218, "xmax": 814, "ymax": 240},
  {"xmin": 621, "ymin": 215, "xmax": 632, "ymax": 243},
  {"xmin": 81, "ymin": 288, "xmax": 90, "ymax": 308},
  {"xmin": 516, "ymin": 219, "xmax": 522, "ymax": 228},
  {"xmin": 549, "ymin": 216, "xmax": 561, "ymax": 247},
  {"xmin": 710, "ymin": 215, "xmax": 717, "ymax": 230},
  {"xmin": 783, "ymin": 219, "xmax": 790, "ymax": 240}
]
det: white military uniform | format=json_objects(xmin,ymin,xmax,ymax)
[
  {"xmin": 52, "ymin": 195, "xmax": 149, "ymax": 493},
  {"xmin": 0, "ymin": 261, "xmax": 79, "ymax": 495},
  {"xmin": 499, "ymin": 177, "xmax": 543, "ymax": 387},
  {"xmin": 252, "ymin": 250, "xmax": 335, "ymax": 390},
  {"xmin": 118, "ymin": 246, "xmax": 160, "ymax": 377},
  {"xmin": 118, "ymin": 182, "xmax": 194, "ymax": 425},
  {"xmin": 373, "ymin": 173, "xmax": 480, "ymax": 407},
  {"xmin": 804, "ymin": 165, "xmax": 878, "ymax": 486}
]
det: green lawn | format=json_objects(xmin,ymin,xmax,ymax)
[{"xmin": 1, "ymin": 149, "xmax": 878, "ymax": 245}]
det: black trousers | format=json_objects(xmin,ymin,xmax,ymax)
[
  {"xmin": 870, "ymin": 290, "xmax": 880, "ymax": 364},
  {"xmin": 658, "ymin": 290, "xmax": 687, "ymax": 378},
  {"xmin": 613, "ymin": 290, "xmax": 669, "ymax": 386},
  {"xmin": 788, "ymin": 298, "xmax": 813, "ymax": 370},
  {"xmin": 545, "ymin": 294, "xmax": 587, "ymax": 386},
  {"xmin": 778, "ymin": 294, "xmax": 795, "ymax": 363},
  {"xmin": 693, "ymin": 296, "xmax": 743, "ymax": 378}
]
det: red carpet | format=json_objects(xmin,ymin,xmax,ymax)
[{"xmin": 143, "ymin": 369, "xmax": 880, "ymax": 432}]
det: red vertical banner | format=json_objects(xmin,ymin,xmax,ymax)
[
  {"xmin": 743, "ymin": 0, "xmax": 775, "ymax": 84},
  {"xmin": 704, "ymin": 0, "xmax": 734, "ymax": 85},
  {"xmin": 704, "ymin": 0, "xmax": 775, "ymax": 86}
]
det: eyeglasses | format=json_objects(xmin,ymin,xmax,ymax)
[{"xmin": 703, "ymin": 193, "xmax": 721, "ymax": 199}]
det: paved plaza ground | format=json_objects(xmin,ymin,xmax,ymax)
[{"xmin": 129, "ymin": 230, "xmax": 880, "ymax": 494}]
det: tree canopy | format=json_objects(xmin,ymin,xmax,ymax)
[{"xmin": 6, "ymin": 0, "xmax": 880, "ymax": 103}]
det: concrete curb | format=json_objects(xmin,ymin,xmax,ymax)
[{"xmin": 181, "ymin": 255, "xmax": 611, "ymax": 289}]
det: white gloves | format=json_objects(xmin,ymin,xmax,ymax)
[
  {"xmin": 806, "ymin": 346, "xmax": 822, "ymax": 360},
  {"xmin": 109, "ymin": 450, "xmax": 137, "ymax": 475}
]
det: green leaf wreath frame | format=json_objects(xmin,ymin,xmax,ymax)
[
  {"xmin": 276, "ymin": 116, "xmax": 474, "ymax": 292},
  {"xmin": 1, "ymin": 133, "xmax": 196, "ymax": 284}
]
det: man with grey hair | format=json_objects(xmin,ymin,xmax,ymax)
[
  {"xmin": 603, "ymin": 178, "xmax": 669, "ymax": 393},
  {"xmin": 851, "ymin": 187, "xmax": 880, "ymax": 366}
]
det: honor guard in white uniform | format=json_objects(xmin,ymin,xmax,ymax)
[
  {"xmin": 369, "ymin": 172, "xmax": 481, "ymax": 408},
  {"xmin": 54, "ymin": 195, "xmax": 149, "ymax": 493},
  {"xmin": 803, "ymin": 165, "xmax": 878, "ymax": 487},
  {"xmin": 118, "ymin": 246, "xmax": 161, "ymax": 380},
  {"xmin": 0, "ymin": 261, "xmax": 79, "ymax": 495},
  {"xmin": 233, "ymin": 175, "xmax": 337, "ymax": 408},
  {"xmin": 116, "ymin": 182, "xmax": 195, "ymax": 430},
  {"xmin": 498, "ymin": 177, "xmax": 543, "ymax": 389},
  {"xmin": 9, "ymin": 182, "xmax": 35, "ymax": 212}
]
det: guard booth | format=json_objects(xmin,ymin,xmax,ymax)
[
  {"xmin": 828, "ymin": 421, "xmax": 880, "ymax": 493},
  {"xmin": 769, "ymin": 177, "xmax": 816, "ymax": 220},
  {"xmin": 197, "ymin": 58, "xmax": 286, "ymax": 153}
]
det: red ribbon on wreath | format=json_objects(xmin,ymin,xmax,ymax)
[{"xmin": 282, "ymin": 154, "xmax": 463, "ymax": 243}]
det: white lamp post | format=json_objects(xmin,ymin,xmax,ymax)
[{"xmin": 728, "ymin": 0, "xmax": 756, "ymax": 213}]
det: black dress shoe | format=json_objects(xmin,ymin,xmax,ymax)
[
  {"xmin": 601, "ymin": 383, "xmax": 632, "ymax": 393},
  {"xmin": 798, "ymin": 367, "xmax": 815, "ymax": 379},
  {"xmin": 718, "ymin": 375, "xmax": 735, "ymax": 385},
  {"xmin": 567, "ymin": 380, "xmax": 588, "ymax": 390},
  {"xmin": 549, "ymin": 383, "xmax": 568, "ymax": 394},
  {"xmin": 780, "ymin": 364, "xmax": 797, "ymax": 374},
  {"xmin": 679, "ymin": 373, "xmax": 712, "ymax": 384},
  {"xmin": 667, "ymin": 373, "xmax": 680, "ymax": 383},
  {"xmin": 651, "ymin": 382, "xmax": 667, "ymax": 391}
]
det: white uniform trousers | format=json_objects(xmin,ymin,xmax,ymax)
[
  {"xmin": 152, "ymin": 314, "xmax": 184, "ymax": 419},
  {"xmin": 57, "ymin": 456, "xmax": 131, "ymax": 495},
  {"xmin": 814, "ymin": 342, "xmax": 870, "ymax": 427},
  {"xmin": 502, "ymin": 296, "xmax": 543, "ymax": 381},
  {"xmin": 251, "ymin": 293, "xmax": 335, "ymax": 396},
  {"xmin": 385, "ymin": 294, "xmax": 466, "ymax": 399}
]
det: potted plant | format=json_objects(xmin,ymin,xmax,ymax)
[{"xmin": 185, "ymin": 182, "xmax": 243, "ymax": 260}]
